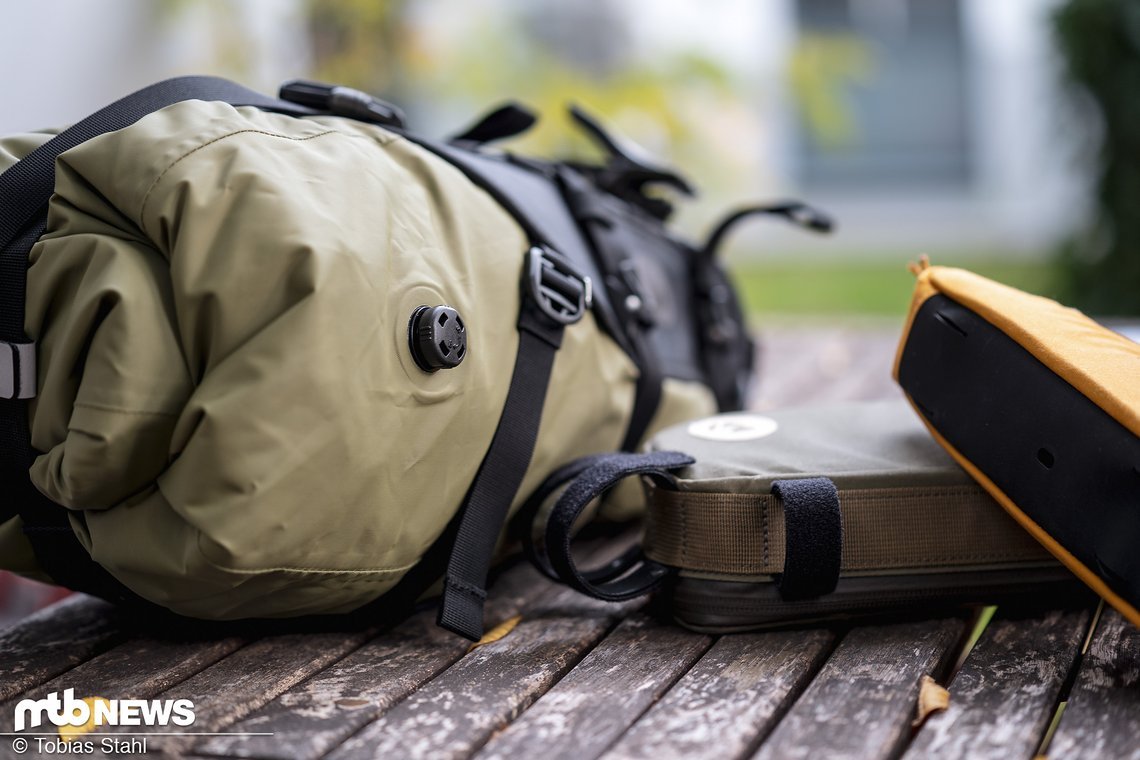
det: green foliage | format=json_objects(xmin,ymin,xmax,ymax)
[
  {"xmin": 299, "ymin": 0, "xmax": 743, "ymax": 183},
  {"xmin": 305, "ymin": 0, "xmax": 411, "ymax": 97},
  {"xmin": 788, "ymin": 33, "xmax": 874, "ymax": 148},
  {"xmin": 1053, "ymin": 0, "xmax": 1140, "ymax": 314}
]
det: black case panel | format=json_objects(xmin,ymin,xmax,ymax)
[{"xmin": 898, "ymin": 295, "xmax": 1140, "ymax": 609}]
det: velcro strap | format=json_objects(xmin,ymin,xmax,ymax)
[
  {"xmin": 0, "ymin": 341, "xmax": 36, "ymax": 400},
  {"xmin": 771, "ymin": 478, "xmax": 842, "ymax": 600},
  {"xmin": 643, "ymin": 484, "xmax": 1052, "ymax": 575},
  {"xmin": 541, "ymin": 450, "xmax": 694, "ymax": 602}
]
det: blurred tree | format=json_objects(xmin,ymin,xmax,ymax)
[
  {"xmin": 1054, "ymin": 0, "xmax": 1140, "ymax": 314},
  {"xmin": 788, "ymin": 33, "xmax": 873, "ymax": 149},
  {"xmin": 298, "ymin": 0, "xmax": 750, "ymax": 233},
  {"xmin": 306, "ymin": 0, "xmax": 413, "ymax": 101},
  {"xmin": 155, "ymin": 1, "xmax": 765, "ymax": 234}
]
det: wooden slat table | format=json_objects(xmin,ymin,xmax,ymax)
[{"xmin": 1, "ymin": 326, "xmax": 1136, "ymax": 760}]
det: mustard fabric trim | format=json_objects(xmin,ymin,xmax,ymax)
[{"xmin": 895, "ymin": 264, "xmax": 1140, "ymax": 439}]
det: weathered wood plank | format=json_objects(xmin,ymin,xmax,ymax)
[
  {"xmin": 0, "ymin": 632, "xmax": 244, "ymax": 732},
  {"xmin": 192, "ymin": 563, "xmax": 555, "ymax": 760},
  {"xmin": 905, "ymin": 608, "xmax": 1090, "ymax": 759},
  {"xmin": 751, "ymin": 617, "xmax": 967, "ymax": 760},
  {"xmin": 475, "ymin": 613, "xmax": 713, "ymax": 760},
  {"xmin": 602, "ymin": 629, "xmax": 835, "ymax": 760},
  {"xmin": 751, "ymin": 329, "xmax": 841, "ymax": 411},
  {"xmin": 0, "ymin": 595, "xmax": 123, "ymax": 702},
  {"xmin": 1047, "ymin": 609, "xmax": 1140, "ymax": 760},
  {"xmin": 103, "ymin": 629, "xmax": 375, "ymax": 755},
  {"xmin": 751, "ymin": 328, "xmax": 899, "ymax": 410},
  {"xmin": 322, "ymin": 588, "xmax": 639, "ymax": 760}
]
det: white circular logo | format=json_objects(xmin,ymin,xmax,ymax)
[{"xmin": 687, "ymin": 415, "xmax": 778, "ymax": 442}]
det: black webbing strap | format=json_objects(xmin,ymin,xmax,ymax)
[
  {"xmin": 771, "ymin": 477, "xmax": 843, "ymax": 600},
  {"xmin": 514, "ymin": 451, "xmax": 632, "ymax": 583},
  {"xmin": 619, "ymin": 330, "xmax": 663, "ymax": 451},
  {"xmin": 535, "ymin": 450, "xmax": 694, "ymax": 602},
  {"xmin": 437, "ymin": 246, "xmax": 590, "ymax": 641},
  {"xmin": 0, "ymin": 76, "xmax": 314, "ymax": 255},
  {"xmin": 0, "ymin": 76, "xmax": 315, "ymax": 587}
]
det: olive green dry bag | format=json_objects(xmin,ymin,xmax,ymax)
[{"xmin": 0, "ymin": 77, "xmax": 829, "ymax": 640}]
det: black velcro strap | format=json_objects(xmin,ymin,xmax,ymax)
[
  {"xmin": 514, "ymin": 452, "xmax": 611, "ymax": 582},
  {"xmin": 771, "ymin": 477, "xmax": 843, "ymax": 600},
  {"xmin": 542, "ymin": 450, "xmax": 694, "ymax": 602}
]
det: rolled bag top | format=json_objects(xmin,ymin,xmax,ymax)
[{"xmin": 0, "ymin": 101, "xmax": 713, "ymax": 619}]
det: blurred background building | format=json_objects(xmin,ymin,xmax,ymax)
[{"xmin": 1, "ymin": 0, "xmax": 1082, "ymax": 250}]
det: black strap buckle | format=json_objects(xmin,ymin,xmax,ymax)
[
  {"xmin": 525, "ymin": 246, "xmax": 592, "ymax": 325},
  {"xmin": 278, "ymin": 80, "xmax": 406, "ymax": 128}
]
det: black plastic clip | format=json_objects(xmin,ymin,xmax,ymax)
[
  {"xmin": 279, "ymin": 80, "xmax": 406, "ymax": 128},
  {"xmin": 524, "ymin": 246, "xmax": 592, "ymax": 326}
]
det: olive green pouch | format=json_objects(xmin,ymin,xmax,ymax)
[{"xmin": 639, "ymin": 400, "xmax": 1088, "ymax": 632}]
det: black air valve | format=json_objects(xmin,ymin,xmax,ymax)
[{"xmin": 409, "ymin": 305, "xmax": 467, "ymax": 372}]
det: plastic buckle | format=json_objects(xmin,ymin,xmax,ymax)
[
  {"xmin": 525, "ymin": 246, "xmax": 592, "ymax": 326},
  {"xmin": 279, "ymin": 80, "xmax": 406, "ymax": 128},
  {"xmin": 0, "ymin": 341, "xmax": 37, "ymax": 400}
]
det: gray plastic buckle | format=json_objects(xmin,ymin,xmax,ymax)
[
  {"xmin": 0, "ymin": 341, "xmax": 37, "ymax": 400},
  {"xmin": 525, "ymin": 246, "xmax": 592, "ymax": 326}
]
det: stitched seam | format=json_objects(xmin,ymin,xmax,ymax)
[
  {"xmin": 136, "ymin": 128, "xmax": 342, "ymax": 237},
  {"xmin": 203, "ymin": 557, "xmax": 419, "ymax": 577},
  {"xmin": 680, "ymin": 501, "xmax": 688, "ymax": 566}
]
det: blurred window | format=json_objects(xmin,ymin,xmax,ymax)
[{"xmin": 795, "ymin": 0, "xmax": 972, "ymax": 190}]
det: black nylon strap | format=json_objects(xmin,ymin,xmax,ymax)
[
  {"xmin": 436, "ymin": 256, "xmax": 585, "ymax": 640},
  {"xmin": 0, "ymin": 76, "xmax": 314, "ymax": 256},
  {"xmin": 0, "ymin": 76, "xmax": 315, "ymax": 591},
  {"xmin": 435, "ymin": 327, "xmax": 559, "ymax": 640},
  {"xmin": 771, "ymin": 477, "xmax": 843, "ymax": 600},
  {"xmin": 619, "ymin": 329, "xmax": 663, "ymax": 451},
  {"xmin": 541, "ymin": 450, "xmax": 694, "ymax": 602},
  {"xmin": 513, "ymin": 451, "xmax": 649, "ymax": 588}
]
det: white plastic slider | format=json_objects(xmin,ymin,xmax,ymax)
[{"xmin": 0, "ymin": 341, "xmax": 36, "ymax": 400}]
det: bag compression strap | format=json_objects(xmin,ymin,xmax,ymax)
[
  {"xmin": 436, "ymin": 246, "xmax": 591, "ymax": 641},
  {"xmin": 0, "ymin": 77, "xmax": 317, "ymax": 591}
]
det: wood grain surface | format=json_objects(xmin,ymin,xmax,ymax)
[
  {"xmin": 1047, "ymin": 609, "xmax": 1140, "ymax": 760},
  {"xmin": 603, "ymin": 628, "xmax": 836, "ymax": 760},
  {"xmin": 193, "ymin": 563, "xmax": 557, "ymax": 760},
  {"xmin": 475, "ymin": 612, "xmax": 713, "ymax": 760},
  {"xmin": 905, "ymin": 607, "xmax": 1091, "ymax": 760},
  {"xmin": 0, "ymin": 595, "xmax": 123, "ymax": 702},
  {"xmin": 323, "ymin": 587, "xmax": 639, "ymax": 760},
  {"xmin": 751, "ymin": 617, "xmax": 967, "ymax": 760}
]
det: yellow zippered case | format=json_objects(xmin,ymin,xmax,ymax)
[{"xmin": 894, "ymin": 261, "xmax": 1140, "ymax": 628}]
